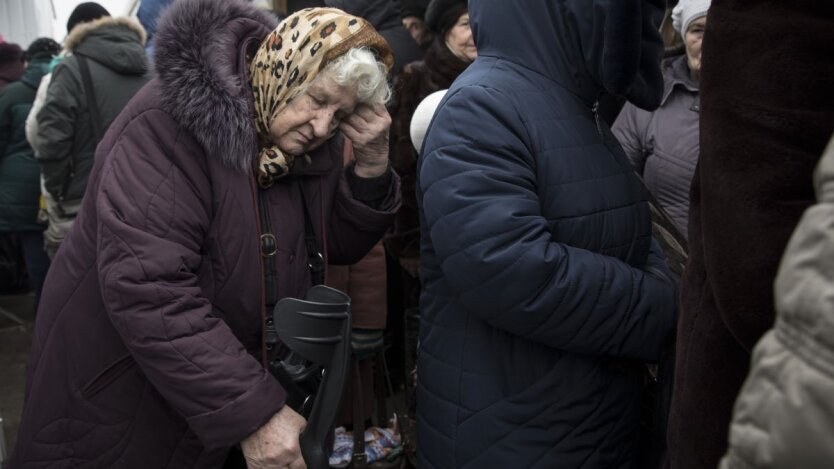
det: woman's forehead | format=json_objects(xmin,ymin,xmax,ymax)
[{"xmin": 309, "ymin": 76, "xmax": 358, "ymax": 107}]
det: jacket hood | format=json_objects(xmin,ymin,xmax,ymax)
[
  {"xmin": 324, "ymin": 0, "xmax": 402, "ymax": 31},
  {"xmin": 470, "ymin": 0, "xmax": 666, "ymax": 110},
  {"xmin": 66, "ymin": 16, "xmax": 148, "ymax": 75},
  {"xmin": 19, "ymin": 55, "xmax": 51, "ymax": 89},
  {"xmin": 153, "ymin": 0, "xmax": 277, "ymax": 173}
]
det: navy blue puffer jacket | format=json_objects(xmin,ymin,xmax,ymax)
[{"xmin": 416, "ymin": 0, "xmax": 677, "ymax": 467}]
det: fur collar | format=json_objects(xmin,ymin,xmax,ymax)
[
  {"xmin": 423, "ymin": 38, "xmax": 470, "ymax": 90},
  {"xmin": 65, "ymin": 17, "xmax": 147, "ymax": 52},
  {"xmin": 153, "ymin": 0, "xmax": 277, "ymax": 173}
]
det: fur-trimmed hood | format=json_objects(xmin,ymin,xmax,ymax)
[
  {"xmin": 65, "ymin": 16, "xmax": 148, "ymax": 75},
  {"xmin": 154, "ymin": 0, "xmax": 277, "ymax": 173}
]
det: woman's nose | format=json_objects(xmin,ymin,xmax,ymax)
[{"xmin": 311, "ymin": 110, "xmax": 335, "ymax": 138}]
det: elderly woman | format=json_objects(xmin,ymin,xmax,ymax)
[
  {"xmin": 10, "ymin": 1, "xmax": 399, "ymax": 468},
  {"xmin": 613, "ymin": 0, "xmax": 710, "ymax": 238}
]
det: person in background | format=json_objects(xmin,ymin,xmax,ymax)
[
  {"xmin": 0, "ymin": 42, "xmax": 25, "ymax": 90},
  {"xmin": 25, "ymin": 3, "xmax": 111, "ymax": 261},
  {"xmin": 33, "ymin": 4, "xmax": 148, "ymax": 259},
  {"xmin": 666, "ymin": 1, "xmax": 834, "ymax": 468},
  {"xmin": 613, "ymin": 0, "xmax": 709, "ymax": 238},
  {"xmin": 718, "ymin": 134, "xmax": 834, "ymax": 469},
  {"xmin": 400, "ymin": 0, "xmax": 432, "ymax": 50},
  {"xmin": 324, "ymin": 0, "xmax": 423, "ymax": 79},
  {"xmin": 416, "ymin": 0, "xmax": 677, "ymax": 466},
  {"xmin": 387, "ymin": 0, "xmax": 473, "ymax": 274},
  {"xmin": 137, "ymin": 0, "xmax": 175, "ymax": 63},
  {"xmin": 0, "ymin": 38, "xmax": 61, "ymax": 308},
  {"xmin": 385, "ymin": 0, "xmax": 473, "ymax": 411},
  {"xmin": 10, "ymin": 0, "xmax": 399, "ymax": 466}
]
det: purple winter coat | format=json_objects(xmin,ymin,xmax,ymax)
[{"xmin": 10, "ymin": 0, "xmax": 399, "ymax": 466}]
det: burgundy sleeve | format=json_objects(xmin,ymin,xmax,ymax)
[{"xmin": 95, "ymin": 110, "xmax": 285, "ymax": 449}]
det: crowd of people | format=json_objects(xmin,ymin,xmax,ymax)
[{"xmin": 0, "ymin": 0, "xmax": 832, "ymax": 468}]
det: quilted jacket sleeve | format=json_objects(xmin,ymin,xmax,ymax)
[
  {"xmin": 95, "ymin": 110, "xmax": 285, "ymax": 449},
  {"xmin": 720, "ymin": 137, "xmax": 834, "ymax": 469},
  {"xmin": 326, "ymin": 139, "xmax": 401, "ymax": 266},
  {"xmin": 419, "ymin": 86, "xmax": 677, "ymax": 362},
  {"xmin": 25, "ymin": 73, "xmax": 50, "ymax": 150},
  {"xmin": 612, "ymin": 101, "xmax": 649, "ymax": 174}
]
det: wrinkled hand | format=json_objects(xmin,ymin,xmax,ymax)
[
  {"xmin": 340, "ymin": 103, "xmax": 391, "ymax": 178},
  {"xmin": 241, "ymin": 406, "xmax": 307, "ymax": 469}
]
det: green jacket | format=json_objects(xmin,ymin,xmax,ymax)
[
  {"xmin": 34, "ymin": 17, "xmax": 149, "ymax": 205},
  {"xmin": 0, "ymin": 55, "xmax": 51, "ymax": 231}
]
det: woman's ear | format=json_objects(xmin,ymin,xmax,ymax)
[{"xmin": 602, "ymin": 0, "xmax": 665, "ymax": 111}]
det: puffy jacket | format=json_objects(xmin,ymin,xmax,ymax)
[
  {"xmin": 720, "ymin": 135, "xmax": 834, "ymax": 469},
  {"xmin": 34, "ymin": 17, "xmax": 149, "ymax": 206},
  {"xmin": 0, "ymin": 55, "xmax": 51, "ymax": 231},
  {"xmin": 613, "ymin": 55, "xmax": 700, "ymax": 238},
  {"xmin": 10, "ymin": 0, "xmax": 399, "ymax": 466},
  {"xmin": 416, "ymin": 0, "xmax": 677, "ymax": 467}
]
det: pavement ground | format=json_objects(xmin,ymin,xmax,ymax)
[{"xmin": 0, "ymin": 292, "xmax": 35, "ymax": 467}]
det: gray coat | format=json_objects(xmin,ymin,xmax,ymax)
[
  {"xmin": 719, "ymin": 135, "xmax": 834, "ymax": 469},
  {"xmin": 34, "ymin": 17, "xmax": 149, "ymax": 206},
  {"xmin": 613, "ymin": 55, "xmax": 699, "ymax": 238}
]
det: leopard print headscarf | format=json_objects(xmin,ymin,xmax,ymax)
[{"xmin": 249, "ymin": 8, "xmax": 394, "ymax": 188}]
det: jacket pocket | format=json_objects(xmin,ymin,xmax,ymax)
[{"xmin": 81, "ymin": 354, "xmax": 137, "ymax": 399}]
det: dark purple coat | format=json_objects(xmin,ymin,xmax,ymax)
[{"xmin": 10, "ymin": 0, "xmax": 399, "ymax": 466}]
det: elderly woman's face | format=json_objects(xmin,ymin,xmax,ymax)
[
  {"xmin": 685, "ymin": 16, "xmax": 707, "ymax": 79},
  {"xmin": 269, "ymin": 75, "xmax": 359, "ymax": 156},
  {"xmin": 445, "ymin": 13, "xmax": 476, "ymax": 63}
]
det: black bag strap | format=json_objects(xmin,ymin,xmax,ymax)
[
  {"xmin": 56, "ymin": 55, "xmax": 101, "ymax": 212},
  {"xmin": 299, "ymin": 184, "xmax": 325, "ymax": 286},
  {"xmin": 75, "ymin": 54, "xmax": 104, "ymax": 143}
]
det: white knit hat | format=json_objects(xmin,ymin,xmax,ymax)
[
  {"xmin": 672, "ymin": 0, "xmax": 711, "ymax": 34},
  {"xmin": 410, "ymin": 90, "xmax": 449, "ymax": 153}
]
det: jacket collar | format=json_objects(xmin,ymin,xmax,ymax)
[{"xmin": 661, "ymin": 55, "xmax": 699, "ymax": 106}]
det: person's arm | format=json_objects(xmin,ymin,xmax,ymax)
[
  {"xmin": 36, "ymin": 62, "xmax": 81, "ymax": 198},
  {"xmin": 25, "ymin": 73, "xmax": 51, "ymax": 151},
  {"xmin": 95, "ymin": 109, "xmax": 286, "ymax": 449},
  {"xmin": 326, "ymin": 104, "xmax": 401, "ymax": 265},
  {"xmin": 419, "ymin": 86, "xmax": 677, "ymax": 361},
  {"xmin": 612, "ymin": 102, "xmax": 649, "ymax": 174}
]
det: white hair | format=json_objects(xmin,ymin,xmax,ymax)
[{"xmin": 321, "ymin": 47, "xmax": 391, "ymax": 105}]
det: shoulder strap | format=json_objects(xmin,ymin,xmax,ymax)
[
  {"xmin": 299, "ymin": 184, "xmax": 325, "ymax": 286},
  {"xmin": 75, "ymin": 55, "xmax": 104, "ymax": 143}
]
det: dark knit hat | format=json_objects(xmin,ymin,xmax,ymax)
[
  {"xmin": 67, "ymin": 2, "xmax": 111, "ymax": 34},
  {"xmin": 25, "ymin": 38, "xmax": 62, "ymax": 61},
  {"xmin": 425, "ymin": 0, "xmax": 467, "ymax": 35},
  {"xmin": 401, "ymin": 0, "xmax": 429, "ymax": 19},
  {"xmin": 0, "ymin": 42, "xmax": 24, "ymax": 65}
]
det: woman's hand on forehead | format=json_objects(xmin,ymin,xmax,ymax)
[{"xmin": 341, "ymin": 103, "xmax": 391, "ymax": 178}]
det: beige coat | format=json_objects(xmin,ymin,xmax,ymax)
[{"xmin": 720, "ymin": 135, "xmax": 834, "ymax": 469}]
